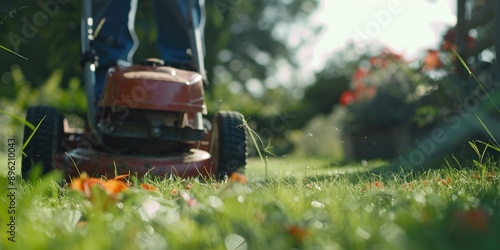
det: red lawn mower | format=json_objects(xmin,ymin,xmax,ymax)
[{"xmin": 21, "ymin": 0, "xmax": 247, "ymax": 180}]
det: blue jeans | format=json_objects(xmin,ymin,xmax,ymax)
[{"xmin": 93, "ymin": 0, "xmax": 205, "ymax": 101}]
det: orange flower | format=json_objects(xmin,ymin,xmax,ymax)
[
  {"xmin": 402, "ymin": 181, "xmax": 415, "ymax": 190},
  {"xmin": 229, "ymin": 172, "xmax": 247, "ymax": 184},
  {"xmin": 140, "ymin": 183, "xmax": 156, "ymax": 191},
  {"xmin": 70, "ymin": 172, "xmax": 128, "ymax": 199},
  {"xmin": 101, "ymin": 179, "xmax": 128, "ymax": 196},
  {"xmin": 185, "ymin": 182, "xmax": 194, "ymax": 190},
  {"xmin": 113, "ymin": 173, "xmax": 130, "ymax": 184},
  {"xmin": 171, "ymin": 188, "xmax": 179, "ymax": 196},
  {"xmin": 70, "ymin": 173, "xmax": 106, "ymax": 198},
  {"xmin": 472, "ymin": 172, "xmax": 496, "ymax": 181},
  {"xmin": 438, "ymin": 178, "xmax": 452, "ymax": 186},
  {"xmin": 365, "ymin": 181, "xmax": 384, "ymax": 190}
]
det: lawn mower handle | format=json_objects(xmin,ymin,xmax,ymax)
[
  {"xmin": 79, "ymin": 0, "xmax": 205, "ymax": 133},
  {"xmin": 80, "ymin": 0, "xmax": 98, "ymax": 138},
  {"xmin": 187, "ymin": 0, "xmax": 206, "ymax": 78}
]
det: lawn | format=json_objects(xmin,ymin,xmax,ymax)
[{"xmin": 1, "ymin": 156, "xmax": 500, "ymax": 250}]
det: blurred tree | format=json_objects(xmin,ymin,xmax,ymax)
[
  {"xmin": 0, "ymin": 0, "xmax": 320, "ymax": 100},
  {"xmin": 291, "ymin": 44, "xmax": 376, "ymax": 129},
  {"xmin": 0, "ymin": 0, "xmax": 320, "ymax": 156}
]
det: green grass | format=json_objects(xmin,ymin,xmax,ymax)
[{"xmin": 1, "ymin": 158, "xmax": 500, "ymax": 249}]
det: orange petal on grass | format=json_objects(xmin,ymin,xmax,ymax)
[
  {"xmin": 171, "ymin": 188, "xmax": 179, "ymax": 196},
  {"xmin": 229, "ymin": 172, "xmax": 248, "ymax": 184},
  {"xmin": 287, "ymin": 225, "xmax": 309, "ymax": 243},
  {"xmin": 365, "ymin": 181, "xmax": 384, "ymax": 190},
  {"xmin": 113, "ymin": 173, "xmax": 130, "ymax": 181},
  {"xmin": 140, "ymin": 183, "xmax": 156, "ymax": 191},
  {"xmin": 101, "ymin": 179, "xmax": 128, "ymax": 196},
  {"xmin": 438, "ymin": 178, "xmax": 452, "ymax": 186},
  {"xmin": 70, "ymin": 173, "xmax": 105, "ymax": 198}
]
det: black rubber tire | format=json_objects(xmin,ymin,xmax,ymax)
[
  {"xmin": 210, "ymin": 111, "xmax": 247, "ymax": 180},
  {"xmin": 22, "ymin": 106, "xmax": 59, "ymax": 180}
]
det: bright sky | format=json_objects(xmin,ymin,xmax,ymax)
[
  {"xmin": 250, "ymin": 0, "xmax": 458, "ymax": 97},
  {"xmin": 303, "ymin": 0, "xmax": 457, "ymax": 71}
]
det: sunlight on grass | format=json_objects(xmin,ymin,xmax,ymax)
[
  {"xmin": 246, "ymin": 156, "xmax": 387, "ymax": 181},
  {"xmin": 2, "ymin": 159, "xmax": 499, "ymax": 249}
]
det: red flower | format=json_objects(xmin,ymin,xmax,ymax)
[
  {"xmin": 423, "ymin": 50, "xmax": 444, "ymax": 70},
  {"xmin": 441, "ymin": 28, "xmax": 475, "ymax": 51},
  {"xmin": 352, "ymin": 69, "xmax": 370, "ymax": 88},
  {"xmin": 452, "ymin": 209, "xmax": 490, "ymax": 233},
  {"xmin": 339, "ymin": 90, "xmax": 355, "ymax": 106}
]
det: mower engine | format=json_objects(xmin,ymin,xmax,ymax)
[{"xmin": 97, "ymin": 58, "xmax": 207, "ymax": 155}]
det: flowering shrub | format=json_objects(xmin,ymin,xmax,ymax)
[{"xmin": 338, "ymin": 49, "xmax": 433, "ymax": 133}]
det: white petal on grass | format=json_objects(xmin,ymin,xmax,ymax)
[
  {"xmin": 165, "ymin": 209, "xmax": 180, "ymax": 225},
  {"xmin": 225, "ymin": 234, "xmax": 248, "ymax": 250},
  {"xmin": 379, "ymin": 223, "xmax": 405, "ymax": 242},
  {"xmin": 237, "ymin": 195, "xmax": 245, "ymax": 203},
  {"xmin": 413, "ymin": 193, "xmax": 426, "ymax": 204},
  {"xmin": 135, "ymin": 231, "xmax": 168, "ymax": 250},
  {"xmin": 112, "ymin": 218, "xmax": 125, "ymax": 231},
  {"xmin": 311, "ymin": 200, "xmax": 325, "ymax": 209},
  {"xmin": 355, "ymin": 227, "xmax": 371, "ymax": 240},
  {"xmin": 138, "ymin": 198, "xmax": 161, "ymax": 221},
  {"xmin": 208, "ymin": 195, "xmax": 225, "ymax": 210}
]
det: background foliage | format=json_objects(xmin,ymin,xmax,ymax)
[{"xmin": 1, "ymin": 0, "xmax": 499, "ymax": 165}]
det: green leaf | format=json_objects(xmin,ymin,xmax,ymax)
[{"xmin": 468, "ymin": 141, "xmax": 480, "ymax": 157}]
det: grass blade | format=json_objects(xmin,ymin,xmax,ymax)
[
  {"xmin": 20, "ymin": 115, "xmax": 46, "ymax": 157},
  {"xmin": 0, "ymin": 44, "xmax": 28, "ymax": 60},
  {"xmin": 0, "ymin": 109, "xmax": 35, "ymax": 130},
  {"xmin": 451, "ymin": 48, "xmax": 500, "ymax": 113},
  {"xmin": 475, "ymin": 114, "xmax": 499, "ymax": 148}
]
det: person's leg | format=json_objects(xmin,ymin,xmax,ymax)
[
  {"xmin": 93, "ymin": 0, "xmax": 139, "ymax": 101},
  {"xmin": 153, "ymin": 0, "xmax": 205, "ymax": 68}
]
